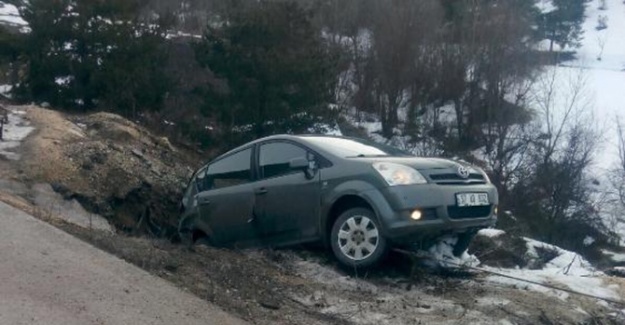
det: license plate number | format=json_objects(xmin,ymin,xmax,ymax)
[{"xmin": 456, "ymin": 193, "xmax": 489, "ymax": 207}]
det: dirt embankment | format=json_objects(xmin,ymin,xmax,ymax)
[{"xmin": 2, "ymin": 105, "xmax": 204, "ymax": 237}]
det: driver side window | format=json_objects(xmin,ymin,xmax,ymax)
[{"xmin": 259, "ymin": 142, "xmax": 308, "ymax": 179}]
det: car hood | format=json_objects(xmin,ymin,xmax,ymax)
[{"xmin": 351, "ymin": 156, "xmax": 468, "ymax": 171}]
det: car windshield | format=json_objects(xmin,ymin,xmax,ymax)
[{"xmin": 303, "ymin": 136, "xmax": 413, "ymax": 158}]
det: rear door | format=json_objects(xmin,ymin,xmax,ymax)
[
  {"xmin": 196, "ymin": 147, "xmax": 257, "ymax": 246},
  {"xmin": 252, "ymin": 141, "xmax": 321, "ymax": 243}
]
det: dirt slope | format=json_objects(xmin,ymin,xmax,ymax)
[{"xmin": 3, "ymin": 105, "xmax": 202, "ymax": 237}]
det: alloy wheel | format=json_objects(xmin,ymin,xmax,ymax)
[{"xmin": 337, "ymin": 215, "xmax": 379, "ymax": 261}]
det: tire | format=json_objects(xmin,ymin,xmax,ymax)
[
  {"xmin": 178, "ymin": 217, "xmax": 195, "ymax": 248},
  {"xmin": 178, "ymin": 216, "xmax": 211, "ymax": 248},
  {"xmin": 330, "ymin": 208, "xmax": 389, "ymax": 269}
]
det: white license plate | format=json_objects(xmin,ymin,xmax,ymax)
[{"xmin": 456, "ymin": 193, "xmax": 489, "ymax": 207}]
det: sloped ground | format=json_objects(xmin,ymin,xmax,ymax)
[
  {"xmin": 1, "ymin": 105, "xmax": 624, "ymax": 324},
  {"xmin": 1, "ymin": 105, "xmax": 201, "ymax": 237},
  {"xmin": 15, "ymin": 214, "xmax": 625, "ymax": 325}
]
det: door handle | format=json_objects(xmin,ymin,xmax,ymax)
[
  {"xmin": 197, "ymin": 197, "xmax": 211, "ymax": 205},
  {"xmin": 255, "ymin": 188, "xmax": 268, "ymax": 195}
]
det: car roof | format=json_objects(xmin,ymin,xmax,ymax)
[{"xmin": 211, "ymin": 134, "xmax": 349, "ymax": 162}]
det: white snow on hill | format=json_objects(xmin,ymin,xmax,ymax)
[
  {"xmin": 0, "ymin": 2, "xmax": 27, "ymax": 28},
  {"xmin": 476, "ymin": 229, "xmax": 622, "ymax": 304},
  {"xmin": 532, "ymin": 0, "xmax": 625, "ymax": 245},
  {"xmin": 556, "ymin": 0, "xmax": 625, "ymax": 173}
]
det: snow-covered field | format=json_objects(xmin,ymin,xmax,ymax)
[
  {"xmin": 557, "ymin": 0, "xmax": 625, "ymax": 243},
  {"xmin": 555, "ymin": 0, "xmax": 625, "ymax": 172}
]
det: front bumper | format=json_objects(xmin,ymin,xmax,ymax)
[{"xmin": 360, "ymin": 183, "xmax": 498, "ymax": 243}]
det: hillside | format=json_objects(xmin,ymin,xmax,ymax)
[
  {"xmin": 556, "ymin": 0, "xmax": 625, "ymax": 244},
  {"xmin": 1, "ymin": 104, "xmax": 624, "ymax": 324},
  {"xmin": 1, "ymin": 1, "xmax": 625, "ymax": 323},
  {"xmin": 555, "ymin": 0, "xmax": 625, "ymax": 172}
]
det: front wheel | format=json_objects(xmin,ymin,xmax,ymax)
[{"xmin": 330, "ymin": 208, "xmax": 389, "ymax": 269}]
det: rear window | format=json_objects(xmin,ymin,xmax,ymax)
[{"xmin": 302, "ymin": 136, "xmax": 412, "ymax": 158}]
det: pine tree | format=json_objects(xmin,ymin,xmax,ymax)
[
  {"xmin": 15, "ymin": 0, "xmax": 169, "ymax": 115},
  {"xmin": 194, "ymin": 0, "xmax": 338, "ymax": 140},
  {"xmin": 539, "ymin": 0, "xmax": 587, "ymax": 52}
]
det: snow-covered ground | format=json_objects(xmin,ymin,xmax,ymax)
[
  {"xmin": 563, "ymin": 0, "xmax": 625, "ymax": 242},
  {"xmin": 476, "ymin": 229, "xmax": 621, "ymax": 304},
  {"xmin": 0, "ymin": 108, "xmax": 35, "ymax": 160},
  {"xmin": 554, "ymin": 0, "xmax": 625, "ymax": 172},
  {"xmin": 283, "ymin": 231, "xmax": 624, "ymax": 324},
  {"xmin": 415, "ymin": 229, "xmax": 622, "ymax": 305}
]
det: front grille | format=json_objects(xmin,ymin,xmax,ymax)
[
  {"xmin": 429, "ymin": 173, "xmax": 486, "ymax": 185},
  {"xmin": 421, "ymin": 208, "xmax": 438, "ymax": 220},
  {"xmin": 430, "ymin": 173, "xmax": 484, "ymax": 181},
  {"xmin": 447, "ymin": 205, "xmax": 492, "ymax": 219}
]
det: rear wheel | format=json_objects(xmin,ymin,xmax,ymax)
[
  {"xmin": 178, "ymin": 216, "xmax": 210, "ymax": 248},
  {"xmin": 330, "ymin": 208, "xmax": 388, "ymax": 268}
]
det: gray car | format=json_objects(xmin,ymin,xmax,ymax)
[{"xmin": 179, "ymin": 135, "xmax": 498, "ymax": 268}]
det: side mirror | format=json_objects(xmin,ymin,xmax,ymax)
[
  {"xmin": 290, "ymin": 156, "xmax": 318, "ymax": 180},
  {"xmin": 289, "ymin": 157, "xmax": 309, "ymax": 170}
]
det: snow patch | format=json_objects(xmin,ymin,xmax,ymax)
[
  {"xmin": 0, "ymin": 84, "xmax": 11, "ymax": 98},
  {"xmin": 0, "ymin": 2, "xmax": 28, "ymax": 27},
  {"xmin": 0, "ymin": 109, "xmax": 35, "ymax": 160},
  {"xmin": 421, "ymin": 235, "xmax": 480, "ymax": 269},
  {"xmin": 477, "ymin": 228, "xmax": 505, "ymax": 238},
  {"xmin": 294, "ymin": 259, "xmax": 378, "ymax": 293},
  {"xmin": 165, "ymin": 31, "xmax": 202, "ymax": 40},
  {"xmin": 480, "ymin": 231, "xmax": 621, "ymax": 305},
  {"xmin": 55, "ymin": 76, "xmax": 74, "ymax": 87},
  {"xmin": 603, "ymin": 250, "xmax": 625, "ymax": 263},
  {"xmin": 537, "ymin": 0, "xmax": 557, "ymax": 14}
]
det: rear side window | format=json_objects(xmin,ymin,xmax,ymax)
[
  {"xmin": 260, "ymin": 142, "xmax": 307, "ymax": 179},
  {"xmin": 200, "ymin": 148, "xmax": 252, "ymax": 191}
]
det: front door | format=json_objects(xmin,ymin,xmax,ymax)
[
  {"xmin": 252, "ymin": 141, "xmax": 321, "ymax": 244},
  {"xmin": 196, "ymin": 147, "xmax": 256, "ymax": 246}
]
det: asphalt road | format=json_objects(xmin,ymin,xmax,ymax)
[{"xmin": 0, "ymin": 201, "xmax": 247, "ymax": 325}]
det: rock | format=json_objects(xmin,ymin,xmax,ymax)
[
  {"xmin": 258, "ymin": 299, "xmax": 281, "ymax": 310},
  {"xmin": 131, "ymin": 149, "xmax": 145, "ymax": 159}
]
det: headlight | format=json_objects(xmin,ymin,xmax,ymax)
[{"xmin": 372, "ymin": 162, "xmax": 427, "ymax": 186}]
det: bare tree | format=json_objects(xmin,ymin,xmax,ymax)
[
  {"xmin": 610, "ymin": 118, "xmax": 625, "ymax": 205},
  {"xmin": 516, "ymin": 67, "xmax": 606, "ymax": 248},
  {"xmin": 603, "ymin": 118, "xmax": 625, "ymax": 244},
  {"xmin": 596, "ymin": 33, "xmax": 608, "ymax": 60}
]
